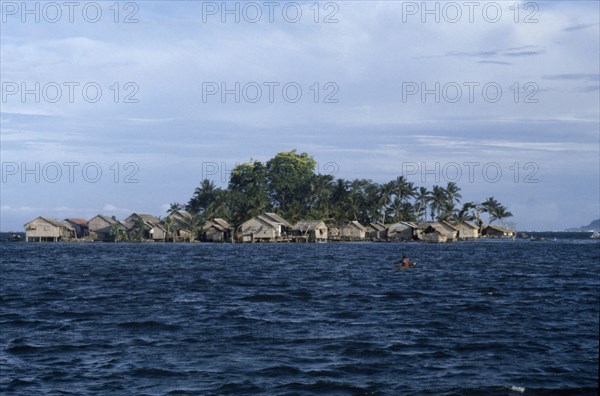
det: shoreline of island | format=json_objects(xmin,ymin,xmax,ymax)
[{"xmin": 20, "ymin": 211, "xmax": 517, "ymax": 244}]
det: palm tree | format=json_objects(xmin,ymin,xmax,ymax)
[
  {"xmin": 445, "ymin": 182, "xmax": 462, "ymax": 205},
  {"xmin": 364, "ymin": 182, "xmax": 383, "ymax": 223},
  {"xmin": 393, "ymin": 176, "xmax": 417, "ymax": 204},
  {"xmin": 379, "ymin": 181, "xmax": 394, "ymax": 222},
  {"xmin": 452, "ymin": 202, "xmax": 477, "ymax": 223},
  {"xmin": 308, "ymin": 174, "xmax": 334, "ymax": 220},
  {"xmin": 187, "ymin": 179, "xmax": 219, "ymax": 214},
  {"xmin": 386, "ymin": 196, "xmax": 402, "ymax": 223},
  {"xmin": 163, "ymin": 216, "xmax": 173, "ymax": 242},
  {"xmin": 430, "ymin": 185, "xmax": 447, "ymax": 221},
  {"xmin": 385, "ymin": 196, "xmax": 416, "ymax": 222},
  {"xmin": 206, "ymin": 189, "xmax": 231, "ymax": 220},
  {"xmin": 414, "ymin": 187, "xmax": 431, "ymax": 221},
  {"xmin": 479, "ymin": 197, "xmax": 512, "ymax": 225},
  {"xmin": 330, "ymin": 178, "xmax": 350, "ymax": 222},
  {"xmin": 480, "ymin": 197, "xmax": 500, "ymax": 224},
  {"xmin": 490, "ymin": 205, "xmax": 513, "ymax": 224},
  {"xmin": 399, "ymin": 201, "xmax": 417, "ymax": 222},
  {"xmin": 185, "ymin": 213, "xmax": 204, "ymax": 242},
  {"xmin": 437, "ymin": 201, "xmax": 455, "ymax": 221},
  {"xmin": 348, "ymin": 179, "xmax": 364, "ymax": 221},
  {"xmin": 167, "ymin": 203, "xmax": 184, "ymax": 215},
  {"xmin": 473, "ymin": 203, "xmax": 485, "ymax": 231},
  {"xmin": 131, "ymin": 217, "xmax": 146, "ymax": 242},
  {"xmin": 109, "ymin": 222, "xmax": 128, "ymax": 242}
]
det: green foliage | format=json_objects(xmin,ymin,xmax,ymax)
[
  {"xmin": 266, "ymin": 150, "xmax": 317, "ymax": 219},
  {"xmin": 185, "ymin": 150, "xmax": 512, "ymax": 227},
  {"xmin": 480, "ymin": 197, "xmax": 513, "ymax": 224},
  {"xmin": 163, "ymin": 216, "xmax": 174, "ymax": 242},
  {"xmin": 187, "ymin": 180, "xmax": 218, "ymax": 215},
  {"xmin": 228, "ymin": 160, "xmax": 270, "ymax": 225},
  {"xmin": 184, "ymin": 213, "xmax": 204, "ymax": 242},
  {"xmin": 167, "ymin": 203, "xmax": 184, "ymax": 214},
  {"xmin": 130, "ymin": 217, "xmax": 146, "ymax": 242},
  {"xmin": 109, "ymin": 222, "xmax": 128, "ymax": 242}
]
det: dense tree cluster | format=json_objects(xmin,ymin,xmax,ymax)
[{"xmin": 178, "ymin": 150, "xmax": 513, "ymax": 228}]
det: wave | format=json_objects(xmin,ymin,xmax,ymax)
[
  {"xmin": 128, "ymin": 367, "xmax": 187, "ymax": 378},
  {"xmin": 2, "ymin": 378, "xmax": 40, "ymax": 392},
  {"xmin": 6, "ymin": 343, "xmax": 41, "ymax": 354},
  {"xmin": 256, "ymin": 365, "xmax": 303, "ymax": 376},
  {"xmin": 116, "ymin": 320, "xmax": 180, "ymax": 331},
  {"xmin": 275, "ymin": 380, "xmax": 376, "ymax": 394},
  {"xmin": 239, "ymin": 293, "xmax": 294, "ymax": 302},
  {"xmin": 214, "ymin": 381, "xmax": 265, "ymax": 394}
]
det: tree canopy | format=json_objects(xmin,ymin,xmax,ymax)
[{"xmin": 185, "ymin": 150, "xmax": 513, "ymax": 227}]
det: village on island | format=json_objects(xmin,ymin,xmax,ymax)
[
  {"xmin": 22, "ymin": 151, "xmax": 516, "ymax": 244},
  {"xmin": 23, "ymin": 212, "xmax": 515, "ymax": 244}
]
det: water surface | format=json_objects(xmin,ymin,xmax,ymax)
[{"xmin": 1, "ymin": 236, "xmax": 598, "ymax": 394}]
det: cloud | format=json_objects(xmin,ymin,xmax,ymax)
[
  {"xmin": 542, "ymin": 73, "xmax": 599, "ymax": 81},
  {"xmin": 503, "ymin": 50, "xmax": 543, "ymax": 57},
  {"xmin": 578, "ymin": 85, "xmax": 600, "ymax": 93},
  {"xmin": 423, "ymin": 46, "xmax": 546, "ymax": 61},
  {"xmin": 412, "ymin": 135, "xmax": 596, "ymax": 153},
  {"xmin": 446, "ymin": 50, "xmax": 499, "ymax": 58},
  {"xmin": 102, "ymin": 204, "xmax": 131, "ymax": 213},
  {"xmin": 478, "ymin": 60, "xmax": 512, "ymax": 65},
  {"xmin": 563, "ymin": 22, "xmax": 599, "ymax": 32}
]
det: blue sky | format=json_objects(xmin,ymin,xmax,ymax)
[{"xmin": 1, "ymin": 0, "xmax": 599, "ymax": 231}]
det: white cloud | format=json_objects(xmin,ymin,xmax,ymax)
[{"xmin": 101, "ymin": 204, "xmax": 131, "ymax": 213}]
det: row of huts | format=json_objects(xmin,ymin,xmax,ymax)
[
  {"xmin": 23, "ymin": 211, "xmax": 514, "ymax": 243},
  {"xmin": 235, "ymin": 213, "xmax": 513, "ymax": 243},
  {"xmin": 23, "ymin": 211, "xmax": 199, "ymax": 243}
]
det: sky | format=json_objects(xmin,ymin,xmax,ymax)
[{"xmin": 1, "ymin": 0, "xmax": 599, "ymax": 231}]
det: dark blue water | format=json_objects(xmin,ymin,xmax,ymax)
[{"xmin": 1, "ymin": 236, "xmax": 598, "ymax": 395}]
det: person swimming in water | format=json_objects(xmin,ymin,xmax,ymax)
[{"xmin": 400, "ymin": 255, "xmax": 410, "ymax": 267}]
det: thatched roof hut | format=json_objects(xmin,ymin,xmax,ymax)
[
  {"xmin": 64, "ymin": 218, "xmax": 89, "ymax": 238},
  {"xmin": 387, "ymin": 221, "xmax": 417, "ymax": 241},
  {"xmin": 453, "ymin": 221, "xmax": 479, "ymax": 239},
  {"xmin": 419, "ymin": 223, "xmax": 449, "ymax": 243},
  {"xmin": 341, "ymin": 221, "xmax": 366, "ymax": 241},
  {"xmin": 202, "ymin": 218, "xmax": 233, "ymax": 242},
  {"xmin": 124, "ymin": 213, "xmax": 166, "ymax": 241},
  {"xmin": 439, "ymin": 221, "xmax": 459, "ymax": 241},
  {"xmin": 24, "ymin": 216, "xmax": 76, "ymax": 242},
  {"xmin": 366, "ymin": 222, "xmax": 388, "ymax": 240},
  {"xmin": 237, "ymin": 213, "xmax": 291, "ymax": 242},
  {"xmin": 88, "ymin": 215, "xmax": 120, "ymax": 241},
  {"xmin": 292, "ymin": 220, "xmax": 328, "ymax": 242},
  {"xmin": 165, "ymin": 210, "xmax": 195, "ymax": 241},
  {"xmin": 483, "ymin": 225, "xmax": 514, "ymax": 238}
]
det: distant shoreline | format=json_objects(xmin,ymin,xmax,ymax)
[
  {"xmin": 4, "ymin": 230, "xmax": 599, "ymax": 245},
  {"xmin": 6, "ymin": 230, "xmax": 599, "ymax": 235}
]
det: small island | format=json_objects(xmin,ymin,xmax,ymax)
[{"xmin": 23, "ymin": 151, "xmax": 515, "ymax": 244}]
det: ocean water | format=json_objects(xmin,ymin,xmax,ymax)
[{"xmin": 1, "ymin": 235, "xmax": 598, "ymax": 395}]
